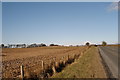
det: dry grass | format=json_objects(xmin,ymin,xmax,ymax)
[{"xmin": 52, "ymin": 46, "xmax": 107, "ymax": 78}]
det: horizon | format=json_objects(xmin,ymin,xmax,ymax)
[
  {"xmin": 1, "ymin": 42, "xmax": 119, "ymax": 47},
  {"xmin": 2, "ymin": 2, "xmax": 118, "ymax": 45}
]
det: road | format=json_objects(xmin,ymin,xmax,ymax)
[{"xmin": 99, "ymin": 46, "xmax": 118, "ymax": 78}]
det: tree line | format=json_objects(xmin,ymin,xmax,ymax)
[
  {"xmin": 0, "ymin": 43, "xmax": 61, "ymax": 48},
  {"xmin": 0, "ymin": 41, "xmax": 107, "ymax": 48}
]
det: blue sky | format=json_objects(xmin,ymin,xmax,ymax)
[
  {"xmin": 0, "ymin": 1, "xmax": 1, "ymax": 44},
  {"xmin": 2, "ymin": 2, "xmax": 118, "ymax": 45},
  {"xmin": 1, "ymin": 0, "xmax": 119, "ymax": 2}
]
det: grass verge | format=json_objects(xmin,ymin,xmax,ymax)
[{"xmin": 51, "ymin": 46, "xmax": 107, "ymax": 78}]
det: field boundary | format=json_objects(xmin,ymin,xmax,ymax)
[
  {"xmin": 22, "ymin": 47, "xmax": 90, "ymax": 79},
  {"xmin": 51, "ymin": 46, "xmax": 108, "ymax": 78}
]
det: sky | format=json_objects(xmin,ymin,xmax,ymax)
[
  {"xmin": 1, "ymin": 0, "xmax": 119, "ymax": 2},
  {"xmin": 2, "ymin": 2, "xmax": 118, "ymax": 45},
  {"xmin": 0, "ymin": 1, "xmax": 1, "ymax": 44}
]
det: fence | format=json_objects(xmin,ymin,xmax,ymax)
[
  {"xmin": 19, "ymin": 52, "xmax": 84, "ymax": 79},
  {"xmin": 2, "ymin": 46, "xmax": 89, "ymax": 78}
]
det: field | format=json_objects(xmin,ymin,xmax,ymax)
[{"xmin": 2, "ymin": 46, "xmax": 88, "ymax": 78}]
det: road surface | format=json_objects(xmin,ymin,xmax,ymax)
[{"xmin": 99, "ymin": 46, "xmax": 118, "ymax": 78}]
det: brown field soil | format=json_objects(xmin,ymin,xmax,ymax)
[{"xmin": 2, "ymin": 46, "xmax": 88, "ymax": 78}]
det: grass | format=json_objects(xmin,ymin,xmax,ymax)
[{"xmin": 51, "ymin": 46, "xmax": 107, "ymax": 78}]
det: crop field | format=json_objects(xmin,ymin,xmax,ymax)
[{"xmin": 2, "ymin": 46, "xmax": 88, "ymax": 78}]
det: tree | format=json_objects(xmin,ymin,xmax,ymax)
[
  {"xmin": 1, "ymin": 44, "xmax": 4, "ymax": 48},
  {"xmin": 102, "ymin": 41, "xmax": 107, "ymax": 46},
  {"xmin": 50, "ymin": 44, "xmax": 58, "ymax": 46},
  {"xmin": 23, "ymin": 44, "xmax": 26, "ymax": 48},
  {"xmin": 16, "ymin": 44, "xmax": 19, "ymax": 48},
  {"xmin": 40, "ymin": 43, "xmax": 46, "ymax": 47},
  {"xmin": 85, "ymin": 42, "xmax": 90, "ymax": 46},
  {"xmin": 50, "ymin": 44, "xmax": 55, "ymax": 46}
]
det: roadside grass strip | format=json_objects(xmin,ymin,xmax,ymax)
[{"xmin": 52, "ymin": 47, "xmax": 107, "ymax": 78}]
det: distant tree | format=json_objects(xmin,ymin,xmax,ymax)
[
  {"xmin": 102, "ymin": 41, "xmax": 107, "ymax": 46},
  {"xmin": 4, "ymin": 46, "xmax": 8, "ymax": 48},
  {"xmin": 50, "ymin": 44, "xmax": 55, "ymax": 46},
  {"xmin": 85, "ymin": 42, "xmax": 90, "ymax": 46},
  {"xmin": 94, "ymin": 44, "xmax": 97, "ymax": 47},
  {"xmin": 50, "ymin": 44, "xmax": 59, "ymax": 46},
  {"xmin": 27, "ymin": 44, "xmax": 37, "ymax": 48},
  {"xmin": 69, "ymin": 45, "xmax": 73, "ymax": 47},
  {"xmin": 23, "ymin": 44, "xmax": 26, "ymax": 48},
  {"xmin": 16, "ymin": 44, "xmax": 19, "ymax": 48},
  {"xmin": 1, "ymin": 44, "xmax": 4, "ymax": 48},
  {"xmin": 40, "ymin": 43, "xmax": 46, "ymax": 47},
  {"xmin": 76, "ymin": 45, "xmax": 79, "ymax": 47},
  {"xmin": 32, "ymin": 43, "xmax": 38, "ymax": 47}
]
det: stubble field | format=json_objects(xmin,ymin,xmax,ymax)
[{"xmin": 2, "ymin": 46, "xmax": 87, "ymax": 78}]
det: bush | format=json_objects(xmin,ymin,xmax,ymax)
[
  {"xmin": 50, "ymin": 44, "xmax": 58, "ymax": 46},
  {"xmin": 1, "ymin": 44, "xmax": 4, "ymax": 48},
  {"xmin": 102, "ymin": 41, "xmax": 107, "ymax": 46},
  {"xmin": 40, "ymin": 43, "xmax": 46, "ymax": 47},
  {"xmin": 85, "ymin": 42, "xmax": 90, "ymax": 46}
]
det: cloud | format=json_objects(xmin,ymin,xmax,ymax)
[{"xmin": 108, "ymin": 2, "xmax": 120, "ymax": 11}]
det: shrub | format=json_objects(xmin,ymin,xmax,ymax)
[
  {"xmin": 102, "ymin": 41, "xmax": 107, "ymax": 46},
  {"xmin": 85, "ymin": 42, "xmax": 90, "ymax": 46}
]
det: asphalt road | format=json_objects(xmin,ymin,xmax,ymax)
[{"xmin": 99, "ymin": 46, "xmax": 118, "ymax": 78}]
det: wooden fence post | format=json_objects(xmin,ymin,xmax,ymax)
[
  {"xmin": 60, "ymin": 60, "xmax": 62, "ymax": 64},
  {"xmin": 68, "ymin": 55, "xmax": 69, "ymax": 60},
  {"xmin": 55, "ymin": 62, "xmax": 59, "ymax": 68},
  {"xmin": 52, "ymin": 66, "xmax": 56, "ymax": 74},
  {"xmin": 63, "ymin": 60, "xmax": 66, "ymax": 65},
  {"xmin": 20, "ymin": 65, "xmax": 24, "ymax": 80},
  {"xmin": 49, "ymin": 60, "xmax": 52, "ymax": 67},
  {"xmin": 41, "ymin": 60, "xmax": 44, "ymax": 70}
]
